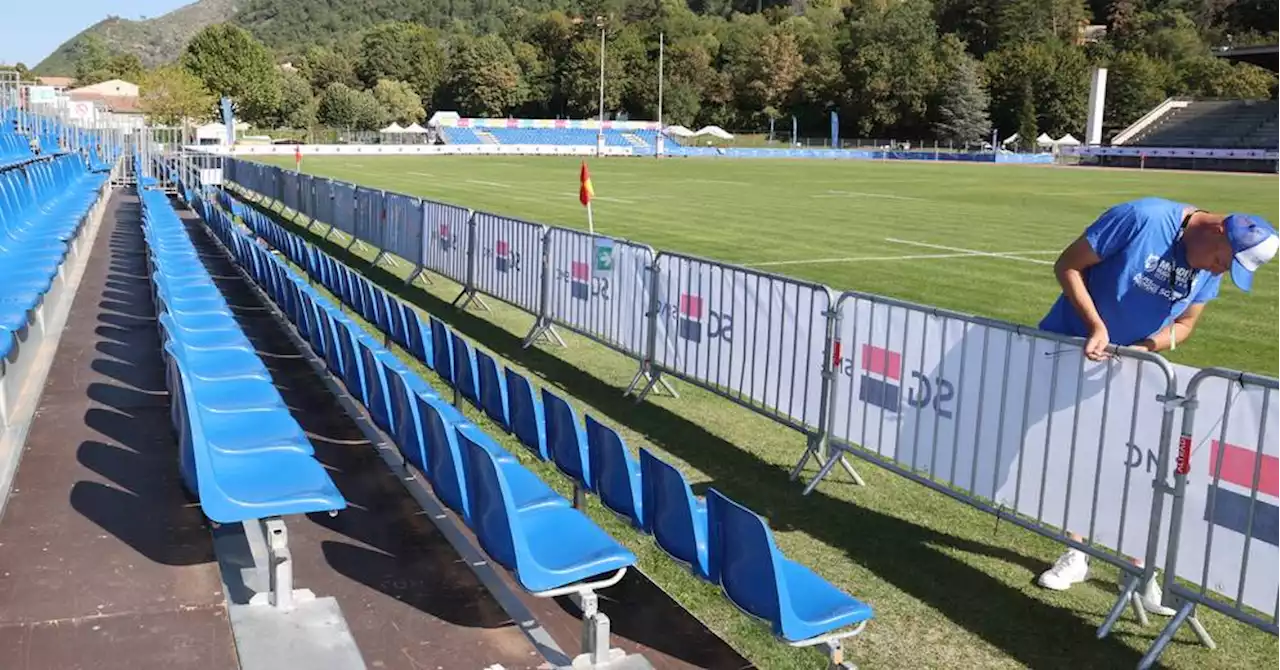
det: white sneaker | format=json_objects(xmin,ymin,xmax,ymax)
[
  {"xmin": 1038, "ymin": 548, "xmax": 1089, "ymax": 590},
  {"xmin": 1138, "ymin": 573, "xmax": 1176, "ymax": 616}
]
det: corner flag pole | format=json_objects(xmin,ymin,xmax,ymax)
[{"xmin": 579, "ymin": 160, "xmax": 595, "ymax": 234}]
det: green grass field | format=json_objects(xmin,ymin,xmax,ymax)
[{"xmin": 244, "ymin": 156, "xmax": 1278, "ymax": 669}]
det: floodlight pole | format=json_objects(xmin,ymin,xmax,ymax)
[{"xmin": 596, "ymin": 15, "xmax": 606, "ymax": 158}]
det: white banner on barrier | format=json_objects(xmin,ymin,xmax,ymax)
[
  {"xmin": 651, "ymin": 255, "xmax": 830, "ymax": 430},
  {"xmin": 828, "ymin": 296, "xmax": 1167, "ymax": 560},
  {"xmin": 331, "ymin": 182, "xmax": 356, "ymax": 235},
  {"xmin": 384, "ymin": 192, "xmax": 424, "ymax": 265},
  {"xmin": 545, "ymin": 229, "xmax": 653, "ymax": 357},
  {"xmin": 420, "ymin": 200, "xmax": 472, "ymax": 284},
  {"xmin": 1174, "ymin": 374, "xmax": 1278, "ymax": 614},
  {"xmin": 470, "ymin": 211, "xmax": 545, "ymax": 314}
]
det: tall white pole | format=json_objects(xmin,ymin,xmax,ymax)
[
  {"xmin": 597, "ymin": 18, "xmax": 606, "ymax": 158},
  {"xmin": 657, "ymin": 32, "xmax": 664, "ymax": 159}
]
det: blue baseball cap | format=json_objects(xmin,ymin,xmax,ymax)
[{"xmin": 1225, "ymin": 214, "xmax": 1279, "ymax": 292}]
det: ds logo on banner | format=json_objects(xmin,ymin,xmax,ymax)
[
  {"xmin": 438, "ymin": 223, "xmax": 457, "ymax": 252},
  {"xmin": 834, "ymin": 341, "xmax": 955, "ymax": 418},
  {"xmin": 1205, "ymin": 440, "xmax": 1278, "ymax": 547},
  {"xmin": 561, "ymin": 261, "xmax": 611, "ymax": 301},
  {"xmin": 668, "ymin": 294, "xmax": 732, "ymax": 344},
  {"xmin": 482, "ymin": 240, "xmax": 522, "ymax": 273}
]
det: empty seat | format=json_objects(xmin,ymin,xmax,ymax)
[
  {"xmin": 450, "ymin": 331, "xmax": 482, "ymax": 406},
  {"xmin": 542, "ymin": 388, "xmax": 592, "ymax": 492},
  {"xmin": 475, "ymin": 349, "xmax": 510, "ymax": 430},
  {"xmin": 585, "ymin": 415, "xmax": 644, "ymax": 529},
  {"xmin": 706, "ymin": 489, "xmax": 872, "ymax": 646},
  {"xmin": 506, "ymin": 369, "xmax": 549, "ymax": 460},
  {"xmin": 461, "ymin": 432, "xmax": 636, "ymax": 593},
  {"xmin": 639, "ymin": 448, "xmax": 711, "ymax": 579}
]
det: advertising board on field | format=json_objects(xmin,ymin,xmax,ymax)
[
  {"xmin": 468, "ymin": 211, "xmax": 546, "ymax": 314},
  {"xmin": 544, "ymin": 228, "xmax": 653, "ymax": 358}
]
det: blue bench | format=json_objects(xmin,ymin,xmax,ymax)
[{"xmin": 203, "ymin": 191, "xmax": 640, "ymax": 664}]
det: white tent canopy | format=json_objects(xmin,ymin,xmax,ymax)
[
  {"xmin": 694, "ymin": 125, "xmax": 734, "ymax": 140},
  {"xmin": 1000, "ymin": 133, "xmax": 1019, "ymax": 146},
  {"xmin": 380, "ymin": 122, "xmax": 405, "ymax": 133},
  {"xmin": 402, "ymin": 122, "xmax": 428, "ymax": 134},
  {"xmin": 664, "ymin": 124, "xmax": 695, "ymax": 137},
  {"xmin": 427, "ymin": 111, "xmax": 460, "ymax": 127},
  {"xmin": 1035, "ymin": 132, "xmax": 1056, "ymax": 148},
  {"xmin": 1055, "ymin": 133, "xmax": 1081, "ymax": 146}
]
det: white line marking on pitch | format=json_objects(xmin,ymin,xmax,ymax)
[
  {"xmin": 466, "ymin": 179, "xmax": 509, "ymax": 188},
  {"xmin": 883, "ymin": 238, "xmax": 1056, "ymax": 264},
  {"xmin": 407, "ymin": 171, "xmax": 434, "ymax": 177},
  {"xmin": 750, "ymin": 252, "xmax": 1019, "ymax": 266},
  {"xmin": 813, "ymin": 191, "xmax": 927, "ymax": 201}
]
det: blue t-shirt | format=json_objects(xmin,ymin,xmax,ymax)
[{"xmin": 1039, "ymin": 197, "xmax": 1221, "ymax": 346}]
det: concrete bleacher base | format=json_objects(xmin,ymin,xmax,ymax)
[{"xmin": 0, "ymin": 174, "xmax": 112, "ymax": 517}]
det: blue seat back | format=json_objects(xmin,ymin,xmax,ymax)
[
  {"xmin": 419, "ymin": 395, "xmax": 471, "ymax": 522},
  {"xmin": 506, "ymin": 369, "xmax": 548, "ymax": 460},
  {"xmin": 585, "ymin": 415, "xmax": 643, "ymax": 528},
  {"xmin": 450, "ymin": 332, "xmax": 481, "ymax": 406},
  {"xmin": 475, "ymin": 350, "xmax": 509, "ymax": 430},
  {"xmin": 541, "ymin": 388, "xmax": 591, "ymax": 490},
  {"xmin": 639, "ymin": 449, "xmax": 710, "ymax": 579},
  {"xmin": 430, "ymin": 316, "xmax": 453, "ymax": 382},
  {"xmin": 706, "ymin": 489, "xmax": 783, "ymax": 630},
  {"xmin": 459, "ymin": 429, "xmax": 522, "ymax": 571}
]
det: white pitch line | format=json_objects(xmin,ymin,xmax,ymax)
[
  {"xmin": 884, "ymin": 238, "xmax": 1056, "ymax": 265},
  {"xmin": 813, "ymin": 190, "xmax": 927, "ymax": 201},
  {"xmin": 407, "ymin": 171, "xmax": 435, "ymax": 177},
  {"xmin": 466, "ymin": 179, "xmax": 509, "ymax": 188},
  {"xmin": 749, "ymin": 252, "xmax": 1021, "ymax": 266}
]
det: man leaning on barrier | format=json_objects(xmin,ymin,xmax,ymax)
[{"xmin": 1034, "ymin": 197, "xmax": 1279, "ymax": 613}]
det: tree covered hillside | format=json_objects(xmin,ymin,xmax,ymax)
[{"xmin": 42, "ymin": 0, "xmax": 1279, "ymax": 143}]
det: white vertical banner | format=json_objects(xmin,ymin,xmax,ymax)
[
  {"xmin": 545, "ymin": 228, "xmax": 654, "ymax": 358},
  {"xmin": 650, "ymin": 254, "xmax": 831, "ymax": 431},
  {"xmin": 470, "ymin": 211, "xmax": 546, "ymax": 314},
  {"xmin": 827, "ymin": 294, "xmax": 1172, "ymax": 561},
  {"xmin": 420, "ymin": 199, "xmax": 471, "ymax": 284}
]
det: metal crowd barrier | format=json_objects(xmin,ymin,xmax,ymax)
[
  {"xmin": 219, "ymin": 158, "xmax": 1279, "ymax": 663},
  {"xmin": 1142, "ymin": 368, "xmax": 1278, "ymax": 668}
]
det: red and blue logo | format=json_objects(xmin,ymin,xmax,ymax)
[
  {"xmin": 495, "ymin": 240, "xmax": 511, "ymax": 272},
  {"xmin": 678, "ymin": 294, "xmax": 702, "ymax": 342},
  {"xmin": 438, "ymin": 223, "xmax": 453, "ymax": 251},
  {"xmin": 1205, "ymin": 440, "xmax": 1278, "ymax": 547},
  {"xmin": 571, "ymin": 261, "xmax": 590, "ymax": 300},
  {"xmin": 859, "ymin": 344, "xmax": 902, "ymax": 412}
]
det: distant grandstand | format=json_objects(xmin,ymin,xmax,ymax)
[
  {"xmin": 1077, "ymin": 43, "xmax": 1278, "ymax": 173},
  {"xmin": 430, "ymin": 115, "xmax": 685, "ymax": 150}
]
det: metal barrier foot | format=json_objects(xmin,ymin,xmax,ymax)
[{"xmin": 1097, "ymin": 574, "xmax": 1141, "ymax": 639}]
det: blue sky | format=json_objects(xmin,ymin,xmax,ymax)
[{"xmin": 0, "ymin": 0, "xmax": 192, "ymax": 67}]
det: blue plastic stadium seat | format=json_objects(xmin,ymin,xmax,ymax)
[
  {"xmin": 475, "ymin": 349, "xmax": 510, "ymax": 430},
  {"xmin": 639, "ymin": 448, "xmax": 711, "ymax": 579},
  {"xmin": 450, "ymin": 332, "xmax": 481, "ymax": 406},
  {"xmin": 505, "ymin": 369, "xmax": 549, "ymax": 460},
  {"xmin": 461, "ymin": 431, "xmax": 636, "ymax": 593},
  {"xmin": 542, "ymin": 388, "xmax": 592, "ymax": 492},
  {"xmin": 430, "ymin": 316, "xmax": 453, "ymax": 382},
  {"xmin": 585, "ymin": 415, "xmax": 644, "ymax": 529},
  {"xmin": 706, "ymin": 489, "xmax": 872, "ymax": 644}
]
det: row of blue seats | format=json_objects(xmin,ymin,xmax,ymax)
[
  {"xmin": 0, "ymin": 154, "xmax": 106, "ymax": 360},
  {"xmin": 218, "ymin": 189, "xmax": 874, "ymax": 653},
  {"xmin": 439, "ymin": 127, "xmax": 683, "ymax": 149},
  {"xmin": 198, "ymin": 192, "xmax": 639, "ymax": 598},
  {"xmin": 137, "ymin": 179, "xmax": 347, "ymax": 524}
]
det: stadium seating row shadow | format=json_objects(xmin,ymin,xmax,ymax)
[{"xmin": 208, "ymin": 186, "xmax": 874, "ymax": 668}]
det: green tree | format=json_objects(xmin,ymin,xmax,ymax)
[
  {"xmin": 350, "ymin": 88, "xmax": 388, "ymax": 130},
  {"xmin": 318, "ymin": 83, "xmax": 361, "ymax": 128},
  {"xmin": 995, "ymin": 0, "xmax": 1091, "ymax": 47},
  {"xmin": 356, "ymin": 22, "xmax": 445, "ymax": 106},
  {"xmin": 985, "ymin": 40, "xmax": 1089, "ymax": 139},
  {"xmin": 138, "ymin": 64, "xmax": 215, "ymax": 127},
  {"xmin": 1016, "ymin": 81, "xmax": 1038, "ymax": 150},
  {"xmin": 1103, "ymin": 50, "xmax": 1173, "ymax": 133},
  {"xmin": 738, "ymin": 30, "xmax": 805, "ymax": 123},
  {"xmin": 1177, "ymin": 56, "xmax": 1276, "ymax": 99},
  {"xmin": 180, "ymin": 24, "xmax": 281, "ymax": 126},
  {"xmin": 447, "ymin": 35, "xmax": 525, "ymax": 117},
  {"xmin": 300, "ymin": 46, "xmax": 359, "ymax": 93},
  {"xmin": 372, "ymin": 78, "xmax": 425, "ymax": 123},
  {"xmin": 277, "ymin": 70, "xmax": 317, "ymax": 130},
  {"xmin": 931, "ymin": 35, "xmax": 991, "ymax": 144},
  {"xmin": 840, "ymin": 0, "xmax": 940, "ymax": 137}
]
